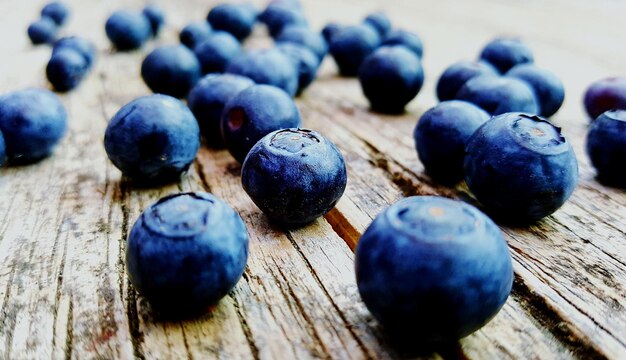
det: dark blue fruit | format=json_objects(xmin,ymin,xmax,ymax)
[
  {"xmin": 105, "ymin": 10, "xmax": 151, "ymax": 50},
  {"xmin": 276, "ymin": 25, "xmax": 328, "ymax": 62},
  {"xmin": 194, "ymin": 32, "xmax": 241, "ymax": 74},
  {"xmin": 259, "ymin": 2, "xmax": 306, "ymax": 38},
  {"xmin": 142, "ymin": 4, "xmax": 165, "ymax": 37},
  {"xmin": 126, "ymin": 192, "xmax": 248, "ymax": 316},
  {"xmin": 242, "ymin": 128, "xmax": 347, "ymax": 225},
  {"xmin": 141, "ymin": 45, "xmax": 201, "ymax": 98},
  {"xmin": 456, "ymin": 75, "xmax": 538, "ymax": 115},
  {"xmin": 104, "ymin": 95, "xmax": 200, "ymax": 184},
  {"xmin": 329, "ymin": 24, "xmax": 381, "ymax": 77},
  {"xmin": 276, "ymin": 43, "xmax": 319, "ymax": 96},
  {"xmin": 464, "ymin": 113, "xmax": 578, "ymax": 223},
  {"xmin": 226, "ymin": 48, "xmax": 298, "ymax": 97},
  {"xmin": 221, "ymin": 84, "xmax": 301, "ymax": 162},
  {"xmin": 506, "ymin": 64, "xmax": 564, "ymax": 117},
  {"xmin": 479, "ymin": 38, "xmax": 534, "ymax": 74},
  {"xmin": 0, "ymin": 130, "xmax": 5, "ymax": 166},
  {"xmin": 414, "ymin": 101, "xmax": 490, "ymax": 185},
  {"xmin": 363, "ymin": 12, "xmax": 392, "ymax": 38},
  {"xmin": 583, "ymin": 77, "xmax": 626, "ymax": 120},
  {"xmin": 0, "ymin": 88, "xmax": 67, "ymax": 164},
  {"xmin": 321, "ymin": 22, "xmax": 342, "ymax": 43},
  {"xmin": 436, "ymin": 61, "xmax": 498, "ymax": 101},
  {"xmin": 207, "ymin": 3, "xmax": 256, "ymax": 41},
  {"xmin": 188, "ymin": 74, "xmax": 254, "ymax": 148},
  {"xmin": 179, "ymin": 21, "xmax": 213, "ymax": 50},
  {"xmin": 381, "ymin": 29, "xmax": 423, "ymax": 58},
  {"xmin": 41, "ymin": 1, "xmax": 70, "ymax": 26},
  {"xmin": 355, "ymin": 196, "xmax": 513, "ymax": 343},
  {"xmin": 586, "ymin": 110, "xmax": 626, "ymax": 187},
  {"xmin": 53, "ymin": 36, "xmax": 97, "ymax": 69},
  {"xmin": 46, "ymin": 48, "xmax": 89, "ymax": 92},
  {"xmin": 27, "ymin": 18, "xmax": 58, "ymax": 45},
  {"xmin": 358, "ymin": 46, "xmax": 424, "ymax": 114}
]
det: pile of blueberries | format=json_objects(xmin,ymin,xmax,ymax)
[{"xmin": 3, "ymin": 0, "xmax": 625, "ymax": 347}]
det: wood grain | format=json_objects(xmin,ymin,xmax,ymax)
[{"xmin": 0, "ymin": 0, "xmax": 625, "ymax": 359}]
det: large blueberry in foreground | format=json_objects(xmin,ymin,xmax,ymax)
[
  {"xmin": 187, "ymin": 74, "xmax": 254, "ymax": 148},
  {"xmin": 276, "ymin": 43, "xmax": 320, "ymax": 96},
  {"xmin": 221, "ymin": 84, "xmax": 301, "ymax": 163},
  {"xmin": 28, "ymin": 18, "xmax": 58, "ymax": 45},
  {"xmin": 436, "ymin": 60, "xmax": 497, "ymax": 101},
  {"xmin": 46, "ymin": 48, "xmax": 89, "ymax": 92},
  {"xmin": 141, "ymin": 45, "xmax": 201, "ymax": 98},
  {"xmin": 414, "ymin": 101, "xmax": 490, "ymax": 185},
  {"xmin": 41, "ymin": 1, "xmax": 70, "ymax": 26},
  {"xmin": 105, "ymin": 10, "xmax": 151, "ymax": 50},
  {"xmin": 479, "ymin": 38, "xmax": 534, "ymax": 74},
  {"xmin": 464, "ymin": 113, "xmax": 578, "ymax": 223},
  {"xmin": 456, "ymin": 75, "xmax": 538, "ymax": 115},
  {"xmin": 276, "ymin": 26, "xmax": 328, "ymax": 62},
  {"xmin": 355, "ymin": 196, "xmax": 513, "ymax": 343},
  {"xmin": 381, "ymin": 29, "xmax": 423, "ymax": 58},
  {"xmin": 226, "ymin": 49, "xmax": 298, "ymax": 97},
  {"xmin": 583, "ymin": 77, "xmax": 626, "ymax": 120},
  {"xmin": 142, "ymin": 4, "xmax": 165, "ymax": 37},
  {"xmin": 194, "ymin": 32, "xmax": 241, "ymax": 74},
  {"xmin": 207, "ymin": 3, "xmax": 256, "ymax": 41},
  {"xmin": 506, "ymin": 64, "xmax": 564, "ymax": 117},
  {"xmin": 329, "ymin": 24, "xmax": 381, "ymax": 77},
  {"xmin": 242, "ymin": 128, "xmax": 347, "ymax": 226},
  {"xmin": 359, "ymin": 46, "xmax": 424, "ymax": 114},
  {"xmin": 586, "ymin": 110, "xmax": 626, "ymax": 187},
  {"xmin": 53, "ymin": 36, "xmax": 97, "ymax": 69},
  {"xmin": 0, "ymin": 88, "xmax": 67, "ymax": 164},
  {"xmin": 104, "ymin": 95, "xmax": 200, "ymax": 184},
  {"xmin": 0, "ymin": 130, "xmax": 6, "ymax": 166},
  {"xmin": 126, "ymin": 192, "xmax": 248, "ymax": 316},
  {"xmin": 179, "ymin": 21, "xmax": 213, "ymax": 49}
]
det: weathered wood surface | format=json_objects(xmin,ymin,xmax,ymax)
[{"xmin": 0, "ymin": 0, "xmax": 625, "ymax": 359}]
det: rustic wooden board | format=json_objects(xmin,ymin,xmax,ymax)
[{"xmin": 0, "ymin": 0, "xmax": 625, "ymax": 359}]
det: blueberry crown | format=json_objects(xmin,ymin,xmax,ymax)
[
  {"xmin": 143, "ymin": 192, "xmax": 219, "ymax": 238},
  {"xmin": 509, "ymin": 114, "xmax": 569, "ymax": 154},
  {"xmin": 268, "ymin": 128, "xmax": 321, "ymax": 153}
]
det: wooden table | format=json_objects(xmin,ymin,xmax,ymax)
[{"xmin": 1, "ymin": 0, "xmax": 625, "ymax": 358}]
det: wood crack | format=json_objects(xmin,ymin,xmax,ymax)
[{"xmin": 229, "ymin": 292, "xmax": 260, "ymax": 360}]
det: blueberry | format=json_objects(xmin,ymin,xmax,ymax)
[
  {"xmin": 355, "ymin": 196, "xmax": 513, "ymax": 343},
  {"xmin": 276, "ymin": 43, "xmax": 319, "ymax": 96},
  {"xmin": 207, "ymin": 3, "xmax": 256, "ymax": 41},
  {"xmin": 363, "ymin": 12, "xmax": 392, "ymax": 38},
  {"xmin": 506, "ymin": 64, "xmax": 564, "ymax": 117},
  {"xmin": 46, "ymin": 48, "xmax": 89, "ymax": 92},
  {"xmin": 221, "ymin": 84, "xmax": 301, "ymax": 163},
  {"xmin": 53, "ymin": 36, "xmax": 97, "ymax": 69},
  {"xmin": 41, "ymin": 1, "xmax": 70, "ymax": 26},
  {"xmin": 242, "ymin": 128, "xmax": 347, "ymax": 225},
  {"xmin": 226, "ymin": 48, "xmax": 298, "ymax": 97},
  {"xmin": 259, "ymin": 3, "xmax": 307, "ymax": 38},
  {"xmin": 464, "ymin": 113, "xmax": 578, "ymax": 223},
  {"xmin": 193, "ymin": 32, "xmax": 241, "ymax": 75},
  {"xmin": 321, "ymin": 22, "xmax": 343, "ymax": 43},
  {"xmin": 586, "ymin": 110, "xmax": 626, "ymax": 187},
  {"xmin": 276, "ymin": 25, "xmax": 327, "ymax": 62},
  {"xmin": 479, "ymin": 38, "xmax": 534, "ymax": 74},
  {"xmin": 381, "ymin": 29, "xmax": 423, "ymax": 58},
  {"xmin": 141, "ymin": 45, "xmax": 202, "ymax": 98},
  {"xmin": 27, "ymin": 18, "xmax": 58, "ymax": 45},
  {"xmin": 414, "ymin": 101, "xmax": 490, "ymax": 185},
  {"xmin": 105, "ymin": 10, "xmax": 151, "ymax": 50},
  {"xmin": 188, "ymin": 74, "xmax": 254, "ymax": 148},
  {"xmin": 0, "ymin": 88, "xmax": 67, "ymax": 164},
  {"xmin": 456, "ymin": 75, "xmax": 539, "ymax": 115},
  {"xmin": 142, "ymin": 4, "xmax": 165, "ymax": 37},
  {"xmin": 179, "ymin": 21, "xmax": 213, "ymax": 50},
  {"xmin": 126, "ymin": 192, "xmax": 248, "ymax": 316},
  {"xmin": 436, "ymin": 61, "xmax": 498, "ymax": 101},
  {"xmin": 583, "ymin": 77, "xmax": 626, "ymax": 120},
  {"xmin": 329, "ymin": 24, "xmax": 381, "ymax": 77},
  {"xmin": 104, "ymin": 95, "xmax": 200, "ymax": 184},
  {"xmin": 358, "ymin": 46, "xmax": 424, "ymax": 114},
  {"xmin": 0, "ymin": 130, "xmax": 6, "ymax": 166}
]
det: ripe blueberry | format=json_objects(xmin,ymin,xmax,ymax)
[
  {"xmin": 221, "ymin": 84, "xmax": 301, "ymax": 163},
  {"xmin": 506, "ymin": 64, "xmax": 564, "ymax": 117},
  {"xmin": 179, "ymin": 21, "xmax": 213, "ymax": 50},
  {"xmin": 207, "ymin": 3, "xmax": 256, "ymax": 41},
  {"xmin": 142, "ymin": 4, "xmax": 165, "ymax": 37},
  {"xmin": 226, "ymin": 48, "xmax": 298, "ymax": 97},
  {"xmin": 456, "ymin": 75, "xmax": 539, "ymax": 115},
  {"xmin": 194, "ymin": 32, "xmax": 241, "ymax": 74},
  {"xmin": 53, "ymin": 36, "xmax": 97, "ymax": 69},
  {"xmin": 586, "ymin": 110, "xmax": 626, "ymax": 187},
  {"xmin": 0, "ymin": 88, "xmax": 67, "ymax": 164},
  {"xmin": 583, "ymin": 77, "xmax": 626, "ymax": 120},
  {"xmin": 104, "ymin": 95, "xmax": 200, "ymax": 184},
  {"xmin": 321, "ymin": 22, "xmax": 343, "ymax": 43},
  {"xmin": 436, "ymin": 60, "xmax": 497, "ymax": 101},
  {"xmin": 0, "ymin": 130, "xmax": 5, "ymax": 166},
  {"xmin": 242, "ymin": 128, "xmax": 347, "ymax": 226},
  {"xmin": 363, "ymin": 12, "xmax": 392, "ymax": 38},
  {"xmin": 276, "ymin": 25, "xmax": 328, "ymax": 62},
  {"xmin": 276, "ymin": 43, "xmax": 320, "ymax": 96},
  {"xmin": 381, "ymin": 29, "xmax": 423, "ymax": 59},
  {"xmin": 105, "ymin": 10, "xmax": 151, "ymax": 50},
  {"xmin": 259, "ymin": 2, "xmax": 306, "ymax": 38},
  {"xmin": 355, "ymin": 196, "xmax": 513, "ymax": 343},
  {"xmin": 464, "ymin": 113, "xmax": 578, "ymax": 223},
  {"xmin": 126, "ymin": 192, "xmax": 249, "ymax": 316},
  {"xmin": 27, "ymin": 18, "xmax": 58, "ymax": 45},
  {"xmin": 41, "ymin": 1, "xmax": 70, "ymax": 26},
  {"xmin": 141, "ymin": 45, "xmax": 201, "ymax": 98},
  {"xmin": 46, "ymin": 48, "xmax": 89, "ymax": 92},
  {"xmin": 414, "ymin": 101, "xmax": 490, "ymax": 185},
  {"xmin": 479, "ymin": 38, "xmax": 534, "ymax": 74},
  {"xmin": 329, "ymin": 24, "xmax": 381, "ymax": 77}
]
